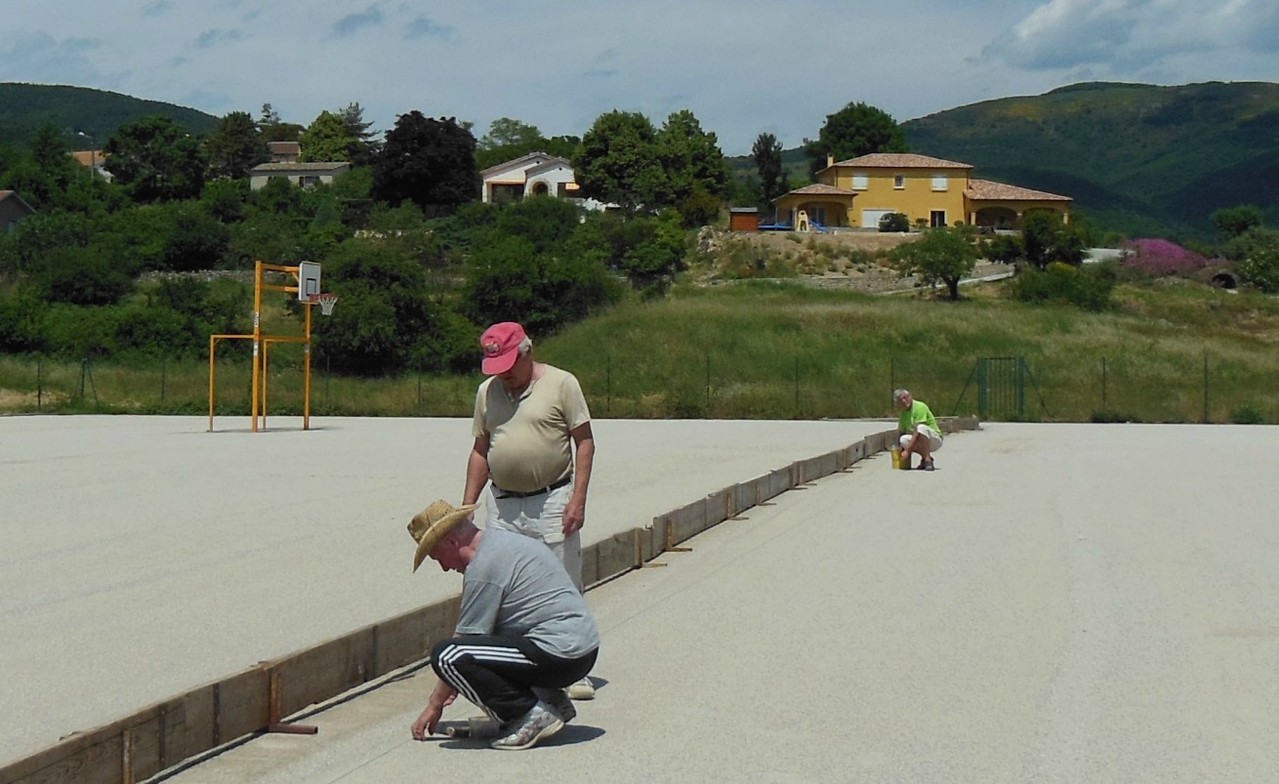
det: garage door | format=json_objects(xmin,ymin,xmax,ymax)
[{"xmin": 861, "ymin": 209, "xmax": 893, "ymax": 229}]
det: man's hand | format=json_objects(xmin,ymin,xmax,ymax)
[
  {"xmin": 563, "ymin": 494, "xmax": 586, "ymax": 536},
  {"xmin": 411, "ymin": 680, "xmax": 458, "ymax": 740},
  {"xmin": 411, "ymin": 704, "xmax": 442, "ymax": 740}
]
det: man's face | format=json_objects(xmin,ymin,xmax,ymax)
[
  {"xmin": 496, "ymin": 351, "xmax": 533, "ymax": 391},
  {"xmin": 897, "ymin": 393, "xmax": 912, "ymax": 409},
  {"xmin": 429, "ymin": 540, "xmax": 466, "ymax": 573}
]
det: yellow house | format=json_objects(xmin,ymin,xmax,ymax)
[{"xmin": 772, "ymin": 153, "xmax": 1071, "ymax": 231}]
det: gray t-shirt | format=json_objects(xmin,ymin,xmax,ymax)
[{"xmin": 456, "ymin": 528, "xmax": 600, "ymax": 658}]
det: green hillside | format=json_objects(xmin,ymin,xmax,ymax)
[
  {"xmin": 0, "ymin": 82, "xmax": 219, "ymax": 149},
  {"xmin": 902, "ymin": 81, "xmax": 1279, "ymax": 240}
]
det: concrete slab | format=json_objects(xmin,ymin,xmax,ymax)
[
  {"xmin": 156, "ymin": 423, "xmax": 1279, "ymax": 783},
  {"xmin": 0, "ymin": 414, "xmax": 885, "ymax": 766}
]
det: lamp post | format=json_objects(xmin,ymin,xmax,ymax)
[{"xmin": 77, "ymin": 131, "xmax": 96, "ymax": 182}]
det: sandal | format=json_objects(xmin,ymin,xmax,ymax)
[{"xmin": 923, "ymin": 458, "xmax": 935, "ymax": 472}]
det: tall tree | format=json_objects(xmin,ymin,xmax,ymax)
[
  {"xmin": 370, "ymin": 112, "xmax": 479, "ymax": 217},
  {"xmin": 751, "ymin": 132, "xmax": 788, "ymax": 205},
  {"xmin": 104, "ymin": 116, "xmax": 206, "ymax": 203},
  {"xmin": 574, "ymin": 110, "xmax": 663, "ymax": 210},
  {"xmin": 336, "ymin": 102, "xmax": 381, "ymax": 165},
  {"xmin": 205, "ymin": 111, "xmax": 268, "ymax": 180},
  {"xmin": 300, "ymin": 110, "xmax": 356, "ymax": 162},
  {"xmin": 257, "ymin": 103, "xmax": 305, "ymax": 143},
  {"xmin": 804, "ymin": 102, "xmax": 907, "ymax": 176},
  {"xmin": 656, "ymin": 109, "xmax": 728, "ymax": 206}
]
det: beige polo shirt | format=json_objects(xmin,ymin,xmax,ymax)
[{"xmin": 473, "ymin": 364, "xmax": 591, "ymax": 494}]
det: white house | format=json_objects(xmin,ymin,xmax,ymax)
[
  {"xmin": 480, "ymin": 151, "xmax": 606, "ymax": 211},
  {"xmin": 249, "ymin": 162, "xmax": 351, "ymax": 190}
]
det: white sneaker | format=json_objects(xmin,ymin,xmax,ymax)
[
  {"xmin": 566, "ymin": 676, "xmax": 595, "ymax": 700},
  {"xmin": 534, "ymin": 687, "xmax": 577, "ymax": 723},
  {"xmin": 489, "ymin": 702, "xmax": 563, "ymax": 750}
]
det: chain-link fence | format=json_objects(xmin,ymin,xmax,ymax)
[{"xmin": 1, "ymin": 351, "xmax": 1275, "ymax": 424}]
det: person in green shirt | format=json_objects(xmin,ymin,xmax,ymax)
[{"xmin": 895, "ymin": 388, "xmax": 943, "ymax": 471}]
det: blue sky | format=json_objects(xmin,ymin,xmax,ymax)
[{"xmin": 3, "ymin": 0, "xmax": 1277, "ymax": 155}]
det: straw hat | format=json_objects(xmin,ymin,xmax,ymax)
[{"xmin": 408, "ymin": 500, "xmax": 478, "ymax": 572}]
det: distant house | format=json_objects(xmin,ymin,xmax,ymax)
[
  {"xmin": 249, "ymin": 161, "xmax": 351, "ymax": 191},
  {"xmin": 69, "ymin": 150, "xmax": 113, "ymax": 182},
  {"xmin": 267, "ymin": 141, "xmax": 301, "ymax": 164},
  {"xmin": 0, "ymin": 190, "xmax": 36, "ymax": 232},
  {"xmin": 481, "ymin": 151, "xmax": 606, "ymax": 211},
  {"xmin": 771, "ymin": 153, "xmax": 1071, "ymax": 231}
]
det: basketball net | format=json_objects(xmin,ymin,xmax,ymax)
[{"xmin": 312, "ymin": 293, "xmax": 339, "ymax": 316}]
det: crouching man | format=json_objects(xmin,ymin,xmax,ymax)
[
  {"xmin": 895, "ymin": 388, "xmax": 943, "ymax": 471},
  {"xmin": 407, "ymin": 500, "xmax": 600, "ymax": 751}
]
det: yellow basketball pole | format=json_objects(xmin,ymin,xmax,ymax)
[
  {"xmin": 250, "ymin": 261, "xmax": 264, "ymax": 432},
  {"xmin": 208, "ymin": 335, "xmax": 216, "ymax": 432},
  {"xmin": 303, "ymin": 298, "xmax": 313, "ymax": 430}
]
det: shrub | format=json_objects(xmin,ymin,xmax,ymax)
[
  {"xmin": 878, "ymin": 212, "xmax": 910, "ymax": 232},
  {"xmin": 1122, "ymin": 238, "xmax": 1209, "ymax": 278},
  {"xmin": 1010, "ymin": 261, "xmax": 1115, "ymax": 311},
  {"xmin": 1230, "ymin": 405, "xmax": 1263, "ymax": 425}
]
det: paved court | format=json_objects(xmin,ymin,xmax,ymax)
[
  {"xmin": 4, "ymin": 419, "xmax": 1278, "ymax": 783},
  {"xmin": 158, "ymin": 423, "xmax": 1278, "ymax": 784},
  {"xmin": 0, "ymin": 414, "xmax": 882, "ymax": 767}
]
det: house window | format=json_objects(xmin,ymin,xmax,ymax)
[
  {"xmin": 931, "ymin": 173, "xmax": 947, "ymax": 191},
  {"xmin": 893, "ymin": 174, "xmax": 905, "ymax": 189},
  {"xmin": 300, "ymin": 176, "xmax": 320, "ymax": 189},
  {"xmin": 930, "ymin": 210, "xmax": 947, "ymax": 228},
  {"xmin": 852, "ymin": 173, "xmax": 868, "ymax": 190}
]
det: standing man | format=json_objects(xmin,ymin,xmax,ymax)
[
  {"xmin": 895, "ymin": 388, "xmax": 943, "ymax": 471},
  {"xmin": 408, "ymin": 500, "xmax": 600, "ymax": 750},
  {"xmin": 462, "ymin": 321, "xmax": 598, "ymax": 699}
]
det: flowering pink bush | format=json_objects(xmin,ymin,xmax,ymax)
[{"xmin": 1121, "ymin": 238, "xmax": 1208, "ymax": 277}]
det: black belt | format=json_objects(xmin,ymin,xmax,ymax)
[{"xmin": 494, "ymin": 476, "xmax": 571, "ymax": 499}]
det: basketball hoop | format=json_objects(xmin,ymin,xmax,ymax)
[{"xmin": 311, "ymin": 293, "xmax": 339, "ymax": 316}]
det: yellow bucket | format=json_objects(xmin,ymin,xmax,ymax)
[{"xmin": 890, "ymin": 448, "xmax": 904, "ymax": 470}]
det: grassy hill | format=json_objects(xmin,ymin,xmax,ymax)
[
  {"xmin": 0, "ymin": 83, "xmax": 219, "ymax": 149},
  {"xmin": 901, "ymin": 81, "xmax": 1279, "ymax": 241}
]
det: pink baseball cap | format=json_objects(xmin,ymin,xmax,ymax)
[{"xmin": 479, "ymin": 322, "xmax": 527, "ymax": 374}]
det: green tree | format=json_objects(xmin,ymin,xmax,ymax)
[
  {"xmin": 336, "ymin": 102, "xmax": 381, "ymax": 165},
  {"xmin": 574, "ymin": 110, "xmax": 664, "ymax": 210},
  {"xmin": 205, "ymin": 111, "xmax": 268, "ymax": 180},
  {"xmin": 105, "ymin": 116, "xmax": 206, "ymax": 202},
  {"xmin": 300, "ymin": 110, "xmax": 356, "ymax": 163},
  {"xmin": 1234, "ymin": 229, "xmax": 1279, "ymax": 292},
  {"xmin": 751, "ymin": 132, "xmax": 788, "ymax": 207},
  {"xmin": 0, "ymin": 124, "xmax": 78, "ymax": 209},
  {"xmin": 656, "ymin": 109, "xmax": 728, "ymax": 212},
  {"xmin": 371, "ymin": 112, "xmax": 479, "ymax": 217},
  {"xmin": 1022, "ymin": 211, "xmax": 1086, "ymax": 269},
  {"xmin": 257, "ymin": 103, "xmax": 305, "ymax": 143},
  {"xmin": 316, "ymin": 240, "xmax": 446, "ymax": 375},
  {"xmin": 1211, "ymin": 204, "xmax": 1264, "ymax": 240},
  {"xmin": 476, "ymin": 117, "xmax": 542, "ymax": 170},
  {"xmin": 891, "ymin": 226, "xmax": 979, "ymax": 300},
  {"xmin": 804, "ymin": 102, "xmax": 907, "ymax": 176}
]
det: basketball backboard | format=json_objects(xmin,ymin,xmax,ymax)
[{"xmin": 297, "ymin": 261, "xmax": 321, "ymax": 301}]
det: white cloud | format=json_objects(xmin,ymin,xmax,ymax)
[{"xmin": 0, "ymin": 0, "xmax": 1275, "ymax": 154}]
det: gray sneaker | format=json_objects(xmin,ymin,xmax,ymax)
[
  {"xmin": 534, "ymin": 687, "xmax": 577, "ymax": 723},
  {"xmin": 489, "ymin": 702, "xmax": 564, "ymax": 750}
]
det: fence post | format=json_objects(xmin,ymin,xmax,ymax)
[
  {"xmin": 1101, "ymin": 356, "xmax": 1107, "ymax": 410},
  {"xmin": 37, "ymin": 357, "xmax": 43, "ymax": 410},
  {"xmin": 705, "ymin": 354, "xmax": 711, "ymax": 414},
  {"xmin": 1202, "ymin": 352, "xmax": 1210, "ymax": 424},
  {"xmin": 161, "ymin": 356, "xmax": 167, "ymax": 403},
  {"xmin": 794, "ymin": 355, "xmax": 800, "ymax": 416}
]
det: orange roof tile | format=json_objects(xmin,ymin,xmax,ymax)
[
  {"xmin": 965, "ymin": 179, "xmax": 1072, "ymax": 202},
  {"xmin": 832, "ymin": 153, "xmax": 972, "ymax": 169}
]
